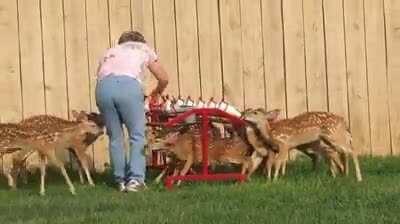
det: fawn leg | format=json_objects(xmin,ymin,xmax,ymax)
[
  {"xmin": 281, "ymin": 154, "xmax": 288, "ymax": 176},
  {"xmin": 154, "ymin": 168, "xmax": 167, "ymax": 184},
  {"xmin": 337, "ymin": 134, "xmax": 362, "ymax": 181},
  {"xmin": 177, "ymin": 156, "xmax": 193, "ymax": 186},
  {"xmin": 78, "ymin": 165, "xmax": 85, "ymax": 185},
  {"xmin": 273, "ymin": 145, "xmax": 288, "ymax": 181},
  {"xmin": 317, "ymin": 145, "xmax": 342, "ymax": 177},
  {"xmin": 47, "ymin": 150, "xmax": 76, "ymax": 195},
  {"xmin": 329, "ymin": 158, "xmax": 337, "ymax": 178},
  {"xmin": 5, "ymin": 171, "xmax": 16, "ymax": 190},
  {"xmin": 75, "ymin": 151, "xmax": 95, "ymax": 186},
  {"xmin": 342, "ymin": 153, "xmax": 349, "ymax": 176},
  {"xmin": 265, "ymin": 152, "xmax": 276, "ymax": 180},
  {"xmin": 246, "ymin": 152, "xmax": 264, "ymax": 179},
  {"xmin": 2, "ymin": 154, "xmax": 16, "ymax": 189},
  {"xmin": 330, "ymin": 152, "xmax": 344, "ymax": 174},
  {"xmin": 39, "ymin": 154, "xmax": 47, "ymax": 196},
  {"xmin": 351, "ymin": 151, "xmax": 362, "ymax": 182},
  {"xmin": 262, "ymin": 157, "xmax": 268, "ymax": 175}
]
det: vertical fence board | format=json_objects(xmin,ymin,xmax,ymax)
[
  {"xmin": 0, "ymin": 0, "xmax": 22, "ymax": 122},
  {"xmin": 197, "ymin": 0, "xmax": 223, "ymax": 100},
  {"xmin": 63, "ymin": 0, "xmax": 91, "ymax": 164},
  {"xmin": 153, "ymin": 0, "xmax": 179, "ymax": 96},
  {"xmin": 219, "ymin": 0, "xmax": 244, "ymax": 109},
  {"xmin": 323, "ymin": 0, "xmax": 349, "ymax": 124},
  {"xmin": 131, "ymin": 0, "xmax": 157, "ymax": 95},
  {"xmin": 108, "ymin": 0, "xmax": 131, "ymax": 46},
  {"xmin": 364, "ymin": 0, "xmax": 391, "ymax": 155},
  {"xmin": 18, "ymin": 0, "xmax": 45, "ymax": 118},
  {"xmin": 86, "ymin": 0, "xmax": 111, "ymax": 171},
  {"xmin": 131, "ymin": 0, "xmax": 144, "ymax": 32},
  {"xmin": 282, "ymin": 0, "xmax": 307, "ymax": 117},
  {"xmin": 344, "ymin": 0, "xmax": 371, "ymax": 154},
  {"xmin": 303, "ymin": 0, "xmax": 328, "ymax": 111},
  {"xmin": 261, "ymin": 0, "xmax": 286, "ymax": 115},
  {"xmin": 385, "ymin": 0, "xmax": 400, "ymax": 155},
  {"xmin": 64, "ymin": 0, "xmax": 91, "ymax": 114},
  {"xmin": 41, "ymin": 0, "xmax": 68, "ymax": 118},
  {"xmin": 240, "ymin": 0, "xmax": 265, "ymax": 109},
  {"xmin": 175, "ymin": 0, "xmax": 201, "ymax": 98}
]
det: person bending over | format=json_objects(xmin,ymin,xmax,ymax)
[{"xmin": 95, "ymin": 31, "xmax": 169, "ymax": 192}]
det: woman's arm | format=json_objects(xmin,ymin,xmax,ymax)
[{"xmin": 148, "ymin": 60, "xmax": 169, "ymax": 98}]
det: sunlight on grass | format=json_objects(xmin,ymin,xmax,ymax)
[{"xmin": 0, "ymin": 156, "xmax": 399, "ymax": 224}]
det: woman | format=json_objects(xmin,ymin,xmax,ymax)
[{"xmin": 95, "ymin": 31, "xmax": 169, "ymax": 192}]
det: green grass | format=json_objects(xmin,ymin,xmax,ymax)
[{"xmin": 1, "ymin": 156, "xmax": 400, "ymax": 224}]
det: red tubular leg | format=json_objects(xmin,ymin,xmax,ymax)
[{"xmin": 201, "ymin": 111, "xmax": 209, "ymax": 175}]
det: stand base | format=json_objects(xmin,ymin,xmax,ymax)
[{"xmin": 165, "ymin": 173, "xmax": 246, "ymax": 189}]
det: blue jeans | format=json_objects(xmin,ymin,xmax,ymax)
[{"xmin": 95, "ymin": 75, "xmax": 146, "ymax": 184}]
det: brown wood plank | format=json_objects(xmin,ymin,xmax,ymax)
[
  {"xmin": 219, "ymin": 0, "xmax": 244, "ymax": 110},
  {"xmin": 384, "ymin": 0, "xmax": 400, "ymax": 155},
  {"xmin": 131, "ymin": 0, "xmax": 157, "ymax": 95},
  {"xmin": 41, "ymin": 0, "xmax": 68, "ymax": 118},
  {"xmin": 63, "ymin": 0, "xmax": 91, "ymax": 114},
  {"xmin": 108, "ymin": 0, "xmax": 131, "ymax": 47},
  {"xmin": 86, "ymin": 0, "xmax": 111, "ymax": 172},
  {"xmin": 18, "ymin": 0, "xmax": 45, "ymax": 118},
  {"xmin": 364, "ymin": 0, "xmax": 391, "ymax": 156},
  {"xmin": 63, "ymin": 0, "xmax": 92, "ymax": 165},
  {"xmin": 343, "ymin": 0, "xmax": 371, "ymax": 154},
  {"xmin": 0, "ymin": 0, "xmax": 22, "ymax": 122},
  {"xmin": 303, "ymin": 0, "xmax": 328, "ymax": 111},
  {"xmin": 323, "ymin": 0, "xmax": 349, "ymax": 124},
  {"xmin": 153, "ymin": 0, "xmax": 179, "ymax": 96},
  {"xmin": 240, "ymin": 0, "xmax": 265, "ymax": 109},
  {"xmin": 261, "ymin": 0, "xmax": 286, "ymax": 115},
  {"xmin": 175, "ymin": 0, "xmax": 201, "ymax": 98},
  {"xmin": 282, "ymin": 0, "xmax": 307, "ymax": 117},
  {"xmin": 196, "ymin": 0, "xmax": 223, "ymax": 101}
]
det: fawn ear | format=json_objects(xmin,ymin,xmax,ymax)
[
  {"xmin": 265, "ymin": 109, "xmax": 281, "ymax": 122},
  {"xmin": 255, "ymin": 108, "xmax": 267, "ymax": 114},
  {"xmin": 241, "ymin": 108, "xmax": 253, "ymax": 117},
  {"xmin": 71, "ymin": 110, "xmax": 79, "ymax": 119}
]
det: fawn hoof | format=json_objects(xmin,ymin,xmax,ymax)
[
  {"xmin": 70, "ymin": 188, "xmax": 77, "ymax": 195},
  {"xmin": 40, "ymin": 191, "xmax": 46, "ymax": 196}
]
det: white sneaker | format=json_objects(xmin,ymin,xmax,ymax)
[{"xmin": 125, "ymin": 179, "xmax": 147, "ymax": 192}]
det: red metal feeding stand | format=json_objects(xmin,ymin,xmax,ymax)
[{"xmin": 160, "ymin": 108, "xmax": 247, "ymax": 189}]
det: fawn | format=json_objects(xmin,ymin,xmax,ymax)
[
  {"xmin": 15, "ymin": 110, "xmax": 105, "ymax": 187},
  {"xmin": 7, "ymin": 113, "xmax": 103, "ymax": 195},
  {"xmin": 242, "ymin": 109, "xmax": 362, "ymax": 181},
  {"xmin": 0, "ymin": 123, "xmax": 33, "ymax": 189},
  {"xmin": 152, "ymin": 127, "xmax": 253, "ymax": 184},
  {"xmin": 241, "ymin": 109, "xmax": 343, "ymax": 178}
]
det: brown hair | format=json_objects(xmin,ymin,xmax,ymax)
[{"xmin": 118, "ymin": 31, "xmax": 146, "ymax": 44}]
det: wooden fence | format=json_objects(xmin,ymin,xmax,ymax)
[{"xmin": 0, "ymin": 0, "xmax": 399, "ymax": 171}]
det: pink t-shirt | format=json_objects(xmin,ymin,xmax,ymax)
[{"xmin": 97, "ymin": 41, "xmax": 158, "ymax": 83}]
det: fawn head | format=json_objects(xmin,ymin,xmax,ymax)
[
  {"xmin": 241, "ymin": 108, "xmax": 281, "ymax": 126},
  {"xmin": 71, "ymin": 110, "xmax": 104, "ymax": 136}
]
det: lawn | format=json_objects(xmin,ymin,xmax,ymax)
[{"xmin": 0, "ymin": 156, "xmax": 399, "ymax": 224}]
